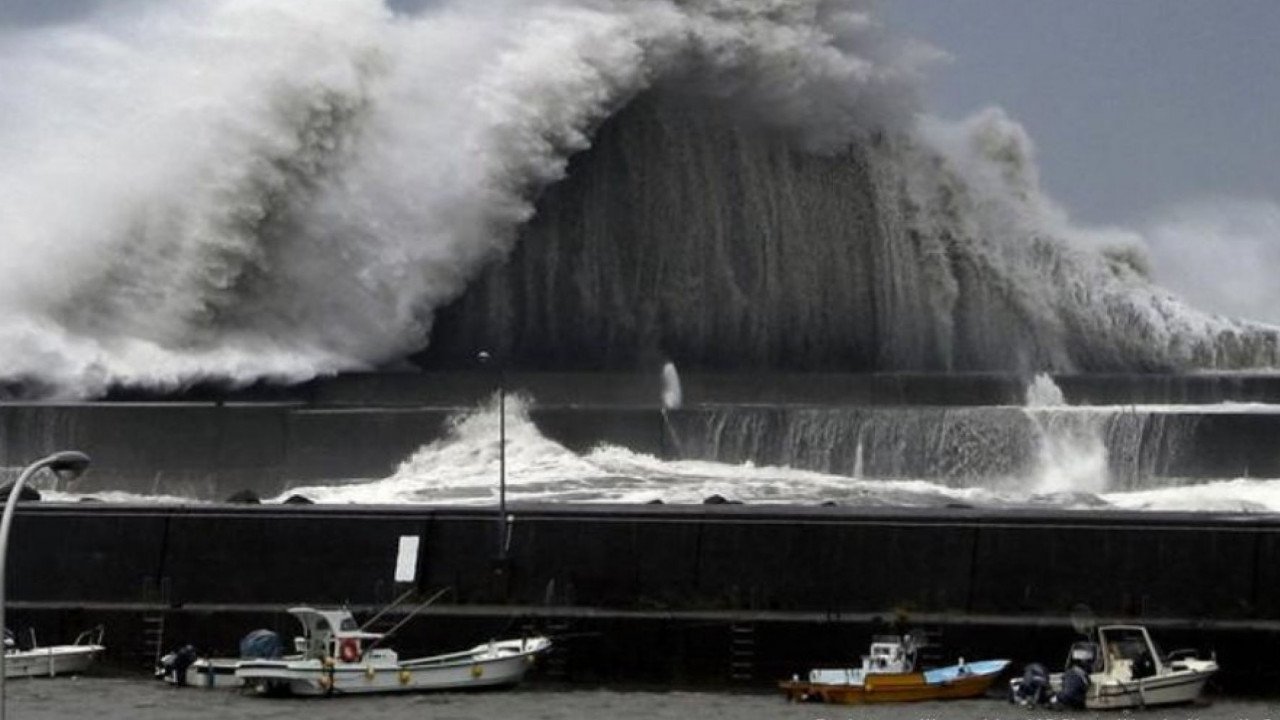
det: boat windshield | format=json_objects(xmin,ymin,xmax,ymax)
[
  {"xmin": 1099, "ymin": 628, "xmax": 1160, "ymax": 674},
  {"xmin": 340, "ymin": 617, "xmax": 358, "ymax": 632}
]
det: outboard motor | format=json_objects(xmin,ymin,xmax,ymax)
[
  {"xmin": 239, "ymin": 629, "xmax": 284, "ymax": 659},
  {"xmin": 1010, "ymin": 663, "xmax": 1051, "ymax": 707},
  {"xmin": 156, "ymin": 644, "xmax": 198, "ymax": 686},
  {"xmin": 1053, "ymin": 664, "xmax": 1090, "ymax": 710}
]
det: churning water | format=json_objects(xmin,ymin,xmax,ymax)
[{"xmin": 259, "ymin": 381, "xmax": 1280, "ymax": 509}]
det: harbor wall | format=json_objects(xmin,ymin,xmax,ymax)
[
  {"xmin": 88, "ymin": 370, "xmax": 1280, "ymax": 407},
  {"xmin": 4, "ymin": 398, "xmax": 1280, "ymax": 499},
  {"xmin": 7, "ymin": 503, "xmax": 1280, "ymax": 690}
]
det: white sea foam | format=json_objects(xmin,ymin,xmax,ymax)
[
  {"xmin": 275, "ymin": 394, "xmax": 995, "ymax": 506},
  {"xmin": 0, "ymin": 0, "xmax": 927, "ymax": 395},
  {"xmin": 1102, "ymin": 479, "xmax": 1280, "ymax": 513},
  {"xmin": 250, "ymin": 396, "xmax": 1268, "ymax": 513},
  {"xmin": 45, "ymin": 396, "xmax": 1280, "ymax": 513}
]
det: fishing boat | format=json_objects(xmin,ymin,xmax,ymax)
[
  {"xmin": 3, "ymin": 626, "xmax": 104, "ymax": 678},
  {"xmin": 1010, "ymin": 624, "xmax": 1217, "ymax": 710},
  {"xmin": 233, "ymin": 606, "xmax": 550, "ymax": 696},
  {"xmin": 780, "ymin": 634, "xmax": 1009, "ymax": 704}
]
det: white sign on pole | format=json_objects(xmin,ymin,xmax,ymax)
[{"xmin": 394, "ymin": 535, "xmax": 420, "ymax": 583}]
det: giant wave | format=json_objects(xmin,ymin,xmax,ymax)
[{"xmin": 0, "ymin": 0, "xmax": 1275, "ymax": 397}]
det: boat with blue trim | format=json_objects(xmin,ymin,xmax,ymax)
[{"xmin": 780, "ymin": 634, "xmax": 1009, "ymax": 704}]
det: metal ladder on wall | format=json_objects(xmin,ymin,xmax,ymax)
[
  {"xmin": 140, "ymin": 613, "xmax": 166, "ymax": 670},
  {"xmin": 914, "ymin": 626, "xmax": 946, "ymax": 669},
  {"xmin": 729, "ymin": 623, "xmax": 756, "ymax": 682},
  {"xmin": 138, "ymin": 575, "xmax": 170, "ymax": 670}
]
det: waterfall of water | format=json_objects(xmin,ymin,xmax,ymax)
[{"xmin": 660, "ymin": 362, "xmax": 682, "ymax": 411}]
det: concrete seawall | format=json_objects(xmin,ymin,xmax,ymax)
[
  {"xmin": 85, "ymin": 370, "xmax": 1280, "ymax": 407},
  {"xmin": 8, "ymin": 503, "xmax": 1280, "ymax": 689},
  {"xmin": 4, "ymin": 400, "xmax": 1280, "ymax": 498}
]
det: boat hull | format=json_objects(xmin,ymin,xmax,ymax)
[
  {"xmin": 236, "ymin": 638, "xmax": 549, "ymax": 696},
  {"xmin": 163, "ymin": 658, "xmax": 246, "ymax": 689},
  {"xmin": 1086, "ymin": 669, "xmax": 1215, "ymax": 710},
  {"xmin": 781, "ymin": 661, "xmax": 1009, "ymax": 705},
  {"xmin": 3, "ymin": 645, "xmax": 102, "ymax": 678}
]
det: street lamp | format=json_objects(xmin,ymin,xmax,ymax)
[
  {"xmin": 476, "ymin": 351, "xmax": 507, "ymax": 560},
  {"xmin": 0, "ymin": 451, "xmax": 90, "ymax": 720}
]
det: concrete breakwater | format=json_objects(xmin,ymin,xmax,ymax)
[
  {"xmin": 8, "ymin": 502, "xmax": 1280, "ymax": 690},
  {"xmin": 2, "ymin": 405, "xmax": 1280, "ymax": 500},
  {"xmin": 5, "ymin": 372, "xmax": 1280, "ymax": 498}
]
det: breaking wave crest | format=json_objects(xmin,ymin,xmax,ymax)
[
  {"xmin": 1, "ymin": 0, "xmax": 1276, "ymax": 395},
  {"xmin": 0, "ymin": 0, "xmax": 927, "ymax": 394}
]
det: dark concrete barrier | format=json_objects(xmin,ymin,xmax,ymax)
[
  {"xmin": 9, "ymin": 509, "xmax": 170, "ymax": 604},
  {"xmin": 282, "ymin": 408, "xmax": 450, "ymax": 482},
  {"xmin": 8, "ymin": 503, "xmax": 1280, "ymax": 691},
  {"xmin": 0, "ymin": 403, "xmax": 289, "ymax": 498},
  {"xmin": 10, "ymin": 503, "xmax": 1280, "ymax": 618}
]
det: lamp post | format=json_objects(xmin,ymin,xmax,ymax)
[
  {"xmin": 0, "ymin": 451, "xmax": 90, "ymax": 720},
  {"xmin": 476, "ymin": 351, "xmax": 506, "ymax": 560}
]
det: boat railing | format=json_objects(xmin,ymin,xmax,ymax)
[
  {"xmin": 360, "ymin": 586, "xmax": 453, "ymax": 659},
  {"xmin": 73, "ymin": 625, "xmax": 105, "ymax": 647},
  {"xmin": 397, "ymin": 640, "xmax": 538, "ymax": 669}
]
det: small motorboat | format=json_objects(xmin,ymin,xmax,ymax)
[
  {"xmin": 1010, "ymin": 624, "xmax": 1218, "ymax": 710},
  {"xmin": 3, "ymin": 626, "xmax": 104, "ymax": 678},
  {"xmin": 232, "ymin": 607, "xmax": 550, "ymax": 696},
  {"xmin": 156, "ymin": 645, "xmax": 243, "ymax": 689},
  {"xmin": 780, "ymin": 634, "xmax": 1009, "ymax": 704}
]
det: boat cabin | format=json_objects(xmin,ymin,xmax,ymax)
[
  {"xmin": 862, "ymin": 635, "xmax": 913, "ymax": 673},
  {"xmin": 1093, "ymin": 625, "xmax": 1162, "ymax": 681},
  {"xmin": 287, "ymin": 607, "xmax": 383, "ymax": 662}
]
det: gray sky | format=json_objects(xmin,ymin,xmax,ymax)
[
  {"xmin": 883, "ymin": 1, "xmax": 1280, "ymax": 324},
  {"xmin": 883, "ymin": 0, "xmax": 1280, "ymax": 226}
]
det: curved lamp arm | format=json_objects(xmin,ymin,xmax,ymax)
[{"xmin": 0, "ymin": 451, "xmax": 90, "ymax": 720}]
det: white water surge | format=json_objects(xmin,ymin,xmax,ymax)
[
  {"xmin": 0, "ymin": 0, "xmax": 926, "ymax": 394},
  {"xmin": 277, "ymin": 394, "xmax": 997, "ymax": 506},
  {"xmin": 245, "ymin": 389, "xmax": 1278, "ymax": 512}
]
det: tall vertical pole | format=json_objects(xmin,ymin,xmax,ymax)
[
  {"xmin": 497, "ymin": 361, "xmax": 507, "ymax": 559},
  {"xmin": 0, "ymin": 451, "xmax": 90, "ymax": 720},
  {"xmin": 0, "ymin": 463, "xmax": 40, "ymax": 720},
  {"xmin": 478, "ymin": 350, "xmax": 507, "ymax": 561}
]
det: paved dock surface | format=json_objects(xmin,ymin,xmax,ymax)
[{"xmin": 2, "ymin": 678, "xmax": 1270, "ymax": 720}]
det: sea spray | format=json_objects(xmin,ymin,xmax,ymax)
[
  {"xmin": 660, "ymin": 361, "xmax": 682, "ymax": 411},
  {"xmin": 659, "ymin": 361, "xmax": 685, "ymax": 458},
  {"xmin": 0, "ymin": 0, "xmax": 929, "ymax": 394},
  {"xmin": 1020, "ymin": 373, "xmax": 1109, "ymax": 495}
]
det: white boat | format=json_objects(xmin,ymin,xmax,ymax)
[
  {"xmin": 1011, "ymin": 624, "xmax": 1217, "ymax": 710},
  {"xmin": 3, "ymin": 626, "xmax": 104, "ymax": 678},
  {"xmin": 157, "ymin": 651, "xmax": 243, "ymax": 689},
  {"xmin": 233, "ymin": 607, "xmax": 550, "ymax": 696}
]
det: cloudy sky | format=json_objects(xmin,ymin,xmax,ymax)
[{"xmin": 885, "ymin": 0, "xmax": 1280, "ymax": 323}]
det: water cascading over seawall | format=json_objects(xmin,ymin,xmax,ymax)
[
  {"xmin": 669, "ymin": 403, "xmax": 1239, "ymax": 492},
  {"xmin": 419, "ymin": 91, "xmax": 1279, "ymax": 374}
]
